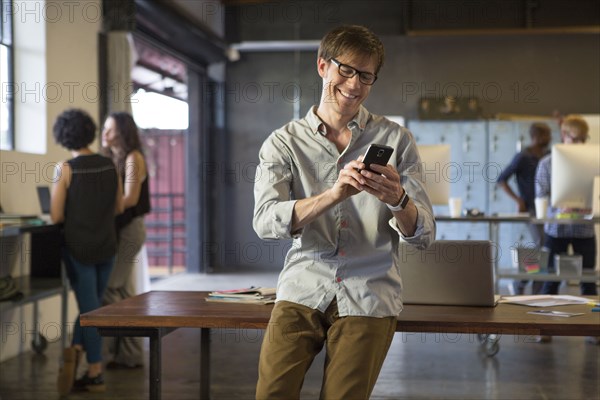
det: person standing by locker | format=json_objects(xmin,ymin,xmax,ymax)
[{"xmin": 497, "ymin": 122, "xmax": 552, "ymax": 294}]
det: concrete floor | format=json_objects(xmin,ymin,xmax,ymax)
[{"xmin": 0, "ymin": 269, "xmax": 598, "ymax": 400}]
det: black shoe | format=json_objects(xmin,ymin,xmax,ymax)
[
  {"xmin": 106, "ymin": 360, "xmax": 143, "ymax": 370},
  {"xmin": 73, "ymin": 373, "xmax": 106, "ymax": 392}
]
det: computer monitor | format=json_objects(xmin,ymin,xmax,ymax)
[
  {"xmin": 416, "ymin": 144, "xmax": 451, "ymax": 205},
  {"xmin": 551, "ymin": 143, "xmax": 600, "ymax": 209},
  {"xmin": 36, "ymin": 186, "xmax": 51, "ymax": 214}
]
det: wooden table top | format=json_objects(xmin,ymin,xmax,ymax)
[
  {"xmin": 81, "ymin": 291, "xmax": 600, "ymax": 337},
  {"xmin": 435, "ymin": 215, "xmax": 600, "ymax": 224}
]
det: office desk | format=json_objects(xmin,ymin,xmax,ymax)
[
  {"xmin": 0, "ymin": 222, "xmax": 67, "ymax": 352},
  {"xmin": 435, "ymin": 215, "xmax": 599, "ymax": 244},
  {"xmin": 435, "ymin": 215, "xmax": 599, "ymax": 226},
  {"xmin": 436, "ymin": 215, "xmax": 600, "ymax": 290},
  {"xmin": 0, "ymin": 219, "xmax": 56, "ymax": 236},
  {"xmin": 497, "ymin": 270, "xmax": 600, "ymax": 282},
  {"xmin": 81, "ymin": 291, "xmax": 600, "ymax": 400},
  {"xmin": 435, "ymin": 214, "xmax": 531, "ymax": 243},
  {"xmin": 530, "ymin": 216, "xmax": 600, "ymax": 225}
]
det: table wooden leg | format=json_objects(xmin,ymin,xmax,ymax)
[
  {"xmin": 149, "ymin": 330, "xmax": 162, "ymax": 400},
  {"xmin": 199, "ymin": 327, "xmax": 210, "ymax": 400}
]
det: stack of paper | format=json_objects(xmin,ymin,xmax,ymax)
[
  {"xmin": 527, "ymin": 310, "xmax": 584, "ymax": 317},
  {"xmin": 206, "ymin": 287, "xmax": 276, "ymax": 305},
  {"xmin": 498, "ymin": 295, "xmax": 593, "ymax": 307}
]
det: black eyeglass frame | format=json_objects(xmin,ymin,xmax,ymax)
[{"xmin": 330, "ymin": 58, "xmax": 378, "ymax": 85}]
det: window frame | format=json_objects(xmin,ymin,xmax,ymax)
[{"xmin": 1, "ymin": 0, "xmax": 14, "ymax": 151}]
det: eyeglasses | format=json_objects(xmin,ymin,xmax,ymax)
[
  {"xmin": 330, "ymin": 58, "xmax": 377, "ymax": 85},
  {"xmin": 562, "ymin": 130, "xmax": 588, "ymax": 143}
]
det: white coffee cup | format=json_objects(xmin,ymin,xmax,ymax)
[
  {"xmin": 448, "ymin": 197, "xmax": 462, "ymax": 218},
  {"xmin": 534, "ymin": 197, "xmax": 548, "ymax": 219}
]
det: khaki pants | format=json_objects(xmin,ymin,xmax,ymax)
[
  {"xmin": 103, "ymin": 216, "xmax": 146, "ymax": 366},
  {"xmin": 255, "ymin": 299, "xmax": 396, "ymax": 400}
]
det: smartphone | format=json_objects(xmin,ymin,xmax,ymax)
[{"xmin": 359, "ymin": 144, "xmax": 394, "ymax": 173}]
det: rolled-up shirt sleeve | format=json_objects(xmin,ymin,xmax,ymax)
[
  {"xmin": 388, "ymin": 131, "xmax": 436, "ymax": 250},
  {"xmin": 389, "ymin": 202, "xmax": 435, "ymax": 248},
  {"xmin": 253, "ymin": 137, "xmax": 298, "ymax": 240}
]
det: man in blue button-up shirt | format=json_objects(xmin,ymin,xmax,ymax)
[{"xmin": 253, "ymin": 25, "xmax": 435, "ymax": 399}]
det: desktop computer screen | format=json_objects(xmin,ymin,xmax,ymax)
[
  {"xmin": 551, "ymin": 143, "xmax": 600, "ymax": 210},
  {"xmin": 416, "ymin": 144, "xmax": 451, "ymax": 205}
]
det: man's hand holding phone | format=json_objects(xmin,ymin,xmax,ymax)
[
  {"xmin": 333, "ymin": 144, "xmax": 405, "ymax": 207},
  {"xmin": 359, "ymin": 161, "xmax": 405, "ymax": 207},
  {"xmin": 358, "ymin": 144, "xmax": 406, "ymax": 207},
  {"xmin": 331, "ymin": 160, "xmax": 365, "ymax": 201}
]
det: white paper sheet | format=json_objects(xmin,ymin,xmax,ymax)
[{"xmin": 498, "ymin": 295, "xmax": 595, "ymax": 307}]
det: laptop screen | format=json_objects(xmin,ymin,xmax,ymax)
[
  {"xmin": 36, "ymin": 186, "xmax": 51, "ymax": 214},
  {"xmin": 398, "ymin": 240, "xmax": 497, "ymax": 307}
]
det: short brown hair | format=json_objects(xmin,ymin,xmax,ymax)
[
  {"xmin": 318, "ymin": 25, "xmax": 385, "ymax": 74},
  {"xmin": 561, "ymin": 115, "xmax": 589, "ymax": 137},
  {"xmin": 529, "ymin": 122, "xmax": 551, "ymax": 138}
]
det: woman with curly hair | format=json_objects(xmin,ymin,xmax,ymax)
[
  {"xmin": 101, "ymin": 112, "xmax": 151, "ymax": 369},
  {"xmin": 51, "ymin": 108, "xmax": 124, "ymax": 394}
]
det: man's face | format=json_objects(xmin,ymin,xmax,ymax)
[
  {"xmin": 317, "ymin": 54, "xmax": 377, "ymax": 118},
  {"xmin": 533, "ymin": 131, "xmax": 551, "ymax": 147},
  {"xmin": 561, "ymin": 127, "xmax": 587, "ymax": 144}
]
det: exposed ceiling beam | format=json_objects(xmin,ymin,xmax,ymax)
[
  {"xmin": 407, "ymin": 26, "xmax": 600, "ymax": 36},
  {"xmin": 230, "ymin": 40, "xmax": 320, "ymax": 52}
]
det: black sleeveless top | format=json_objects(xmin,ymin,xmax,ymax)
[
  {"xmin": 64, "ymin": 154, "xmax": 118, "ymax": 264},
  {"xmin": 116, "ymin": 153, "xmax": 151, "ymax": 231}
]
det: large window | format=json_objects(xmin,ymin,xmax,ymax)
[{"xmin": 0, "ymin": 0, "xmax": 14, "ymax": 150}]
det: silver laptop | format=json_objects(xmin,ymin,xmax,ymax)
[{"xmin": 398, "ymin": 240, "xmax": 498, "ymax": 307}]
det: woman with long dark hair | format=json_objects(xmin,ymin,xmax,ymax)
[{"xmin": 101, "ymin": 111, "xmax": 151, "ymax": 368}]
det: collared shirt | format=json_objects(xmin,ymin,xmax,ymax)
[
  {"xmin": 253, "ymin": 105, "xmax": 436, "ymax": 317},
  {"xmin": 535, "ymin": 154, "xmax": 595, "ymax": 238}
]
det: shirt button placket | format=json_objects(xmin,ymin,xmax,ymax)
[{"xmin": 339, "ymin": 218, "xmax": 348, "ymax": 258}]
